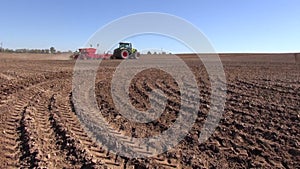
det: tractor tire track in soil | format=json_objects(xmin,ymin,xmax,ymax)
[{"xmin": 0, "ymin": 81, "xmax": 75, "ymax": 168}]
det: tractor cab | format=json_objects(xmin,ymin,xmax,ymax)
[{"xmin": 119, "ymin": 42, "xmax": 132, "ymax": 49}]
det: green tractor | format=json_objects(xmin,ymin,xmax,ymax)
[{"xmin": 111, "ymin": 42, "xmax": 139, "ymax": 59}]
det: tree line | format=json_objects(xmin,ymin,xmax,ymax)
[{"xmin": 0, "ymin": 47, "xmax": 64, "ymax": 54}]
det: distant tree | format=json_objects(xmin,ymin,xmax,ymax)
[
  {"xmin": 147, "ymin": 51, "xmax": 152, "ymax": 55},
  {"xmin": 153, "ymin": 51, "xmax": 157, "ymax": 55},
  {"xmin": 50, "ymin": 47, "xmax": 56, "ymax": 54},
  {"xmin": 4, "ymin": 48, "xmax": 14, "ymax": 53}
]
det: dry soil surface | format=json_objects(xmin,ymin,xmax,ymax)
[{"xmin": 0, "ymin": 53, "xmax": 299, "ymax": 168}]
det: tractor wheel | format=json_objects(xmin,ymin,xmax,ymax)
[
  {"xmin": 120, "ymin": 50, "xmax": 129, "ymax": 59},
  {"xmin": 129, "ymin": 52, "xmax": 139, "ymax": 59}
]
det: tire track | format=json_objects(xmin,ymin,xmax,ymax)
[
  {"xmin": 0, "ymin": 78, "xmax": 87, "ymax": 168},
  {"xmin": 72, "ymin": 75, "xmax": 180, "ymax": 168},
  {"xmin": 19, "ymin": 91, "xmax": 77, "ymax": 168},
  {"xmin": 93, "ymin": 78, "xmax": 186, "ymax": 168},
  {"xmin": 0, "ymin": 90, "xmax": 33, "ymax": 168},
  {"xmin": 51, "ymin": 94, "xmax": 124, "ymax": 168}
]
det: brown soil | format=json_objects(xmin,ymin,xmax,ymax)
[{"xmin": 0, "ymin": 53, "xmax": 299, "ymax": 168}]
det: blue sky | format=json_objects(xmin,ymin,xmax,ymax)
[{"xmin": 0, "ymin": 0, "xmax": 299, "ymax": 53}]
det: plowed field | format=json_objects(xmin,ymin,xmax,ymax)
[{"xmin": 0, "ymin": 53, "xmax": 299, "ymax": 168}]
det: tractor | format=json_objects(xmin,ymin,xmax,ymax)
[{"xmin": 111, "ymin": 42, "xmax": 139, "ymax": 59}]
